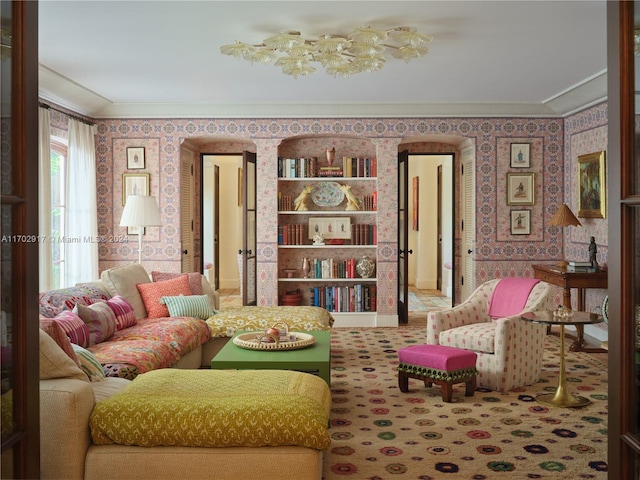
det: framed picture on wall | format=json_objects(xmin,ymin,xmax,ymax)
[
  {"xmin": 577, "ymin": 150, "xmax": 606, "ymax": 219},
  {"xmin": 127, "ymin": 226, "xmax": 145, "ymax": 236},
  {"xmin": 510, "ymin": 143, "xmax": 530, "ymax": 168},
  {"xmin": 506, "ymin": 172, "xmax": 535, "ymax": 206},
  {"xmin": 127, "ymin": 147, "xmax": 145, "ymax": 169},
  {"xmin": 122, "ymin": 173, "xmax": 150, "ymax": 206},
  {"xmin": 510, "ymin": 209, "xmax": 531, "ymax": 235}
]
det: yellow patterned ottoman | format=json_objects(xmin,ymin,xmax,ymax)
[
  {"xmin": 206, "ymin": 305, "xmax": 333, "ymax": 338},
  {"xmin": 90, "ymin": 369, "xmax": 331, "ymax": 450}
]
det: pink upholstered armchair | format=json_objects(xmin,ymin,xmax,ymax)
[{"xmin": 426, "ymin": 278, "xmax": 551, "ymax": 392}]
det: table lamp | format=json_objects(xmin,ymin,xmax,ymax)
[
  {"xmin": 548, "ymin": 203, "xmax": 581, "ymax": 268},
  {"xmin": 120, "ymin": 195, "xmax": 162, "ymax": 265}
]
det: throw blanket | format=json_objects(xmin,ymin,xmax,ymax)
[
  {"xmin": 487, "ymin": 278, "xmax": 540, "ymax": 318},
  {"xmin": 90, "ymin": 369, "xmax": 331, "ymax": 450}
]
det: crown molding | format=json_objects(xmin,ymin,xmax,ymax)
[{"xmin": 39, "ymin": 65, "xmax": 607, "ymax": 120}]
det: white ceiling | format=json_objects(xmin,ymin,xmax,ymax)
[{"xmin": 38, "ymin": 0, "xmax": 608, "ymax": 119}]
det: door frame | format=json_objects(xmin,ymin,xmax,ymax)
[{"xmin": 400, "ymin": 152, "xmax": 456, "ymax": 314}]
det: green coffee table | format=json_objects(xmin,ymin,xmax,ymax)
[{"xmin": 210, "ymin": 330, "xmax": 331, "ymax": 385}]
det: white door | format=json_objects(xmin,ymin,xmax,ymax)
[
  {"xmin": 461, "ymin": 145, "xmax": 475, "ymax": 301},
  {"xmin": 180, "ymin": 147, "xmax": 194, "ymax": 272}
]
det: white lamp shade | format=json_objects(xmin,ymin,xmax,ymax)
[{"xmin": 120, "ymin": 195, "xmax": 162, "ymax": 227}]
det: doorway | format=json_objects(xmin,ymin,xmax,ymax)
[
  {"xmin": 201, "ymin": 154, "xmax": 242, "ymax": 293},
  {"xmin": 399, "ymin": 153, "xmax": 454, "ymax": 322}
]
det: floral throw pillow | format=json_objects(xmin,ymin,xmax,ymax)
[
  {"xmin": 151, "ymin": 271, "xmax": 203, "ymax": 295},
  {"xmin": 136, "ymin": 275, "xmax": 192, "ymax": 318}
]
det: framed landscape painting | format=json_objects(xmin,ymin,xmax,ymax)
[{"xmin": 577, "ymin": 150, "xmax": 606, "ymax": 218}]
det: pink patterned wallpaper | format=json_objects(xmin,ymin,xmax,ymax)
[{"xmin": 87, "ymin": 103, "xmax": 607, "ymax": 317}]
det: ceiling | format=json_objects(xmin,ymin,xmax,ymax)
[{"xmin": 38, "ymin": 0, "xmax": 608, "ymax": 119}]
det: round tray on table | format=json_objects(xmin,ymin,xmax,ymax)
[{"xmin": 233, "ymin": 332, "xmax": 316, "ymax": 351}]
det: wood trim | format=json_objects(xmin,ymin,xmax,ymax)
[{"xmin": 608, "ymin": 2, "xmax": 640, "ymax": 479}]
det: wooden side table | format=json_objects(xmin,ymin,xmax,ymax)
[
  {"xmin": 532, "ymin": 264, "xmax": 608, "ymax": 353},
  {"xmin": 522, "ymin": 310, "xmax": 603, "ymax": 407}
]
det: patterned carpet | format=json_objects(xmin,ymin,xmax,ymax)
[{"xmin": 324, "ymin": 327, "xmax": 608, "ymax": 479}]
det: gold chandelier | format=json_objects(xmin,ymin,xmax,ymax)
[{"xmin": 220, "ymin": 26, "xmax": 433, "ymax": 78}]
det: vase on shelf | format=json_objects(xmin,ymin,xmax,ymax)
[
  {"xmin": 356, "ymin": 255, "xmax": 375, "ymax": 278},
  {"xmin": 326, "ymin": 147, "xmax": 336, "ymax": 166},
  {"xmin": 301, "ymin": 257, "xmax": 310, "ymax": 278}
]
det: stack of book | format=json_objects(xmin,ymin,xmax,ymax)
[
  {"xmin": 318, "ymin": 165, "xmax": 343, "ymax": 177},
  {"xmin": 566, "ymin": 261, "xmax": 593, "ymax": 272}
]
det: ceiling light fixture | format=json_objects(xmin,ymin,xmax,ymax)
[{"xmin": 220, "ymin": 26, "xmax": 432, "ymax": 78}]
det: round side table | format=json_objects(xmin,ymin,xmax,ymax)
[{"xmin": 521, "ymin": 310, "xmax": 603, "ymax": 408}]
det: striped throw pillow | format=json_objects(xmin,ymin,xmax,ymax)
[
  {"xmin": 73, "ymin": 301, "xmax": 117, "ymax": 346},
  {"xmin": 159, "ymin": 295, "xmax": 217, "ymax": 320},
  {"xmin": 106, "ymin": 295, "xmax": 137, "ymax": 330},
  {"xmin": 52, "ymin": 310, "xmax": 90, "ymax": 348},
  {"xmin": 71, "ymin": 344, "xmax": 106, "ymax": 382}
]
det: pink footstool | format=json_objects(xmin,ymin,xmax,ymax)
[{"xmin": 397, "ymin": 344, "xmax": 477, "ymax": 402}]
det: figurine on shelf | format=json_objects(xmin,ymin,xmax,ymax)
[
  {"xmin": 340, "ymin": 184, "xmax": 361, "ymax": 211},
  {"xmin": 313, "ymin": 232, "xmax": 325, "ymax": 245},
  {"xmin": 589, "ymin": 236, "xmax": 600, "ymax": 272},
  {"xmin": 294, "ymin": 185, "xmax": 313, "ymax": 211},
  {"xmin": 326, "ymin": 147, "xmax": 336, "ymax": 166}
]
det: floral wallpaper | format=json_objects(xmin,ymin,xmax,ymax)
[{"xmin": 82, "ymin": 102, "xmax": 608, "ymax": 323}]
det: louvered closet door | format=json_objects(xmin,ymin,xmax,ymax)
[
  {"xmin": 461, "ymin": 145, "xmax": 475, "ymax": 302},
  {"xmin": 180, "ymin": 148, "xmax": 194, "ymax": 272}
]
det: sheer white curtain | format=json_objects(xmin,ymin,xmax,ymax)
[
  {"xmin": 65, "ymin": 118, "xmax": 98, "ymax": 286},
  {"xmin": 38, "ymin": 107, "xmax": 53, "ymax": 291}
]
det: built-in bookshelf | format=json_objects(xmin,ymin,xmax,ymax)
[{"xmin": 277, "ymin": 154, "xmax": 378, "ymax": 319}]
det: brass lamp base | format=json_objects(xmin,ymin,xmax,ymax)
[{"xmin": 536, "ymin": 391, "xmax": 591, "ymax": 408}]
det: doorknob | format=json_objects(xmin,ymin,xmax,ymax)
[
  {"xmin": 182, "ymin": 249, "xmax": 188, "ymax": 255},
  {"xmin": 468, "ymin": 249, "xmax": 473, "ymax": 254},
  {"xmin": 238, "ymin": 249, "xmax": 243, "ymax": 255},
  {"xmin": 407, "ymin": 249, "xmax": 413, "ymax": 254}
]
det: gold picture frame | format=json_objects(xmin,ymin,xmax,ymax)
[
  {"xmin": 577, "ymin": 150, "xmax": 606, "ymax": 218},
  {"xmin": 122, "ymin": 173, "xmax": 150, "ymax": 206},
  {"xmin": 506, "ymin": 172, "xmax": 535, "ymax": 206}
]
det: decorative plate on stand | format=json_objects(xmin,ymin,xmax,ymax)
[
  {"xmin": 311, "ymin": 182, "xmax": 344, "ymax": 207},
  {"xmin": 233, "ymin": 332, "xmax": 316, "ymax": 351}
]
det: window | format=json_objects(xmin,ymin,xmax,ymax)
[{"xmin": 50, "ymin": 137, "xmax": 67, "ymax": 289}]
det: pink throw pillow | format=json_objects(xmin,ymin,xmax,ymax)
[
  {"xmin": 151, "ymin": 271, "xmax": 203, "ymax": 295},
  {"xmin": 39, "ymin": 317, "xmax": 81, "ymax": 366},
  {"xmin": 52, "ymin": 310, "xmax": 90, "ymax": 348},
  {"xmin": 106, "ymin": 295, "xmax": 137, "ymax": 330},
  {"xmin": 136, "ymin": 275, "xmax": 192, "ymax": 318}
]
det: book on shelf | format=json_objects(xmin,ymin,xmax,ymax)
[
  {"xmin": 568, "ymin": 261, "xmax": 592, "ymax": 267},
  {"xmin": 341, "ymin": 157, "xmax": 377, "ymax": 178},
  {"xmin": 566, "ymin": 265, "xmax": 593, "ymax": 272},
  {"xmin": 308, "ymin": 284, "xmax": 377, "ymax": 313},
  {"xmin": 278, "ymin": 157, "xmax": 318, "ymax": 178}
]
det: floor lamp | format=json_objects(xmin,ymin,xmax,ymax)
[
  {"xmin": 548, "ymin": 203, "xmax": 581, "ymax": 268},
  {"xmin": 120, "ymin": 195, "xmax": 162, "ymax": 265}
]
